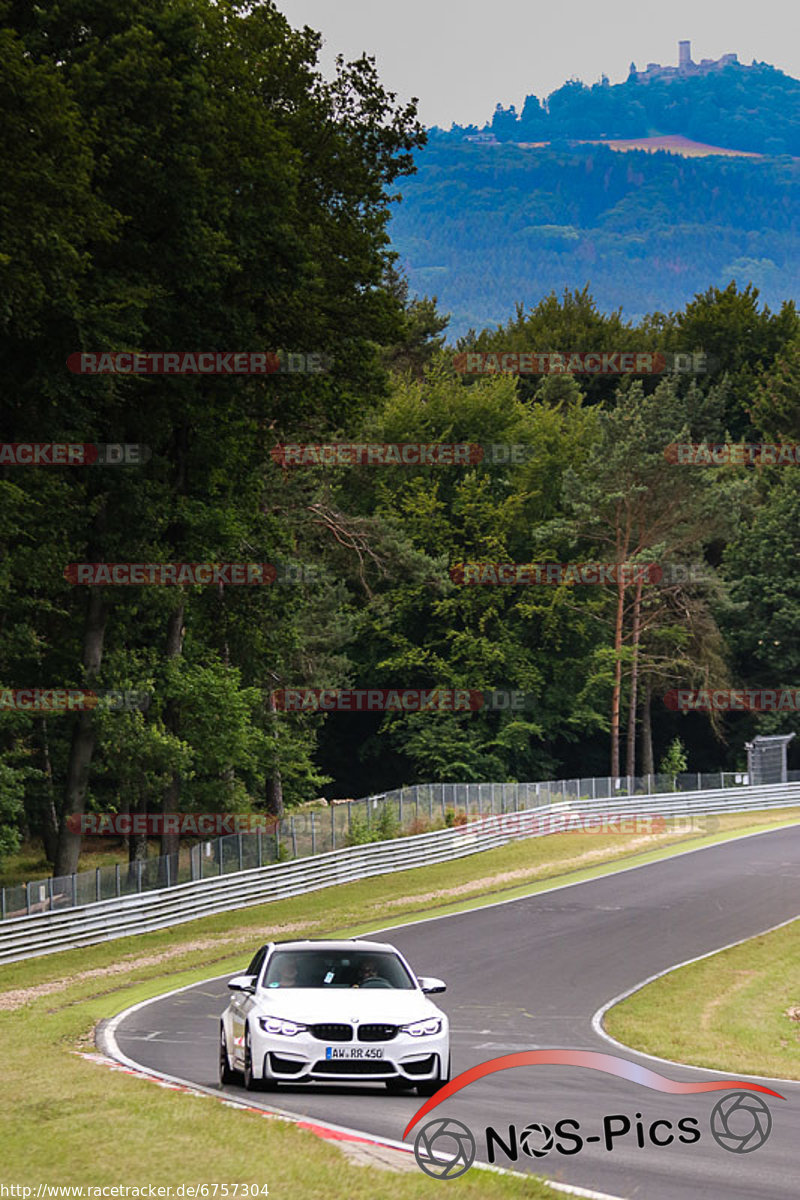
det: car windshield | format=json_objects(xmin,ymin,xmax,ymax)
[{"xmin": 261, "ymin": 949, "xmax": 415, "ymax": 989}]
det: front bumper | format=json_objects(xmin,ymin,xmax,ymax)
[{"xmin": 252, "ymin": 1027, "xmax": 450, "ymax": 1083}]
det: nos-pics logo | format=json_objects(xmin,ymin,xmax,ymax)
[{"xmin": 403, "ymin": 1051, "xmax": 782, "ymax": 1180}]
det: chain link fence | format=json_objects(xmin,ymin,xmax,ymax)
[{"xmin": 0, "ymin": 769, "xmax": 770, "ymax": 920}]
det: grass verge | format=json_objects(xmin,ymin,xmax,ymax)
[
  {"xmin": 1, "ymin": 807, "xmax": 797, "ymax": 1195},
  {"xmin": 603, "ymin": 914, "xmax": 800, "ymax": 1081}
]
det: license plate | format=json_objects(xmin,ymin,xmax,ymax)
[{"xmin": 325, "ymin": 1046, "xmax": 384, "ymax": 1060}]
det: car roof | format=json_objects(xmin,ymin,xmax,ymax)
[{"xmin": 266, "ymin": 939, "xmax": 398, "ymax": 953}]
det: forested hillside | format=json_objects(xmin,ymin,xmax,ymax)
[
  {"xmin": 390, "ymin": 63, "xmax": 800, "ymax": 340},
  {"xmin": 390, "ymin": 140, "xmax": 799, "ymax": 340},
  {"xmin": 1, "ymin": 2, "xmax": 799, "ymax": 880},
  {"xmin": 448, "ymin": 63, "xmax": 800, "ymax": 156}
]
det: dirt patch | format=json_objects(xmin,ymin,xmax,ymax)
[
  {"xmin": 700, "ymin": 971, "xmax": 759, "ymax": 1031},
  {"xmin": 380, "ymin": 833, "xmax": 669, "ymax": 908},
  {"xmin": 335, "ymin": 1141, "xmax": 417, "ymax": 1173},
  {"xmin": 0, "ymin": 922, "xmax": 319, "ymax": 1011}
]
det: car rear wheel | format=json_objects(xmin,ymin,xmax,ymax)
[
  {"xmin": 416, "ymin": 1055, "xmax": 450, "ymax": 1097},
  {"xmin": 219, "ymin": 1024, "xmax": 237, "ymax": 1086}
]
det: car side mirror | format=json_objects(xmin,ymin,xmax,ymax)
[
  {"xmin": 227, "ymin": 974, "xmax": 256, "ymax": 993},
  {"xmin": 418, "ymin": 976, "xmax": 446, "ymax": 994}
]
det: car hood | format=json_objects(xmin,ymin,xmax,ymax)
[{"xmin": 253, "ymin": 987, "xmax": 444, "ymax": 1024}]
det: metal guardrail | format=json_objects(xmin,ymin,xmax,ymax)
[
  {"xmin": 0, "ymin": 771, "xmax": 754, "ymax": 920},
  {"xmin": 0, "ymin": 780, "xmax": 798, "ymax": 964}
]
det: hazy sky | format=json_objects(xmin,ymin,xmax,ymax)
[{"xmin": 276, "ymin": 0, "xmax": 797, "ymax": 129}]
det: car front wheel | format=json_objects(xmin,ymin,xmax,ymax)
[
  {"xmin": 243, "ymin": 1026, "xmax": 262, "ymax": 1091},
  {"xmin": 385, "ymin": 1078, "xmax": 415, "ymax": 1093},
  {"xmin": 244, "ymin": 1026, "xmax": 277, "ymax": 1092}
]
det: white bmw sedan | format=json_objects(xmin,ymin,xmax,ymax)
[{"xmin": 219, "ymin": 939, "xmax": 450, "ymax": 1095}]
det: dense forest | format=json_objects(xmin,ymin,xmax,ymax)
[{"xmin": 1, "ymin": 1, "xmax": 799, "ymax": 879}]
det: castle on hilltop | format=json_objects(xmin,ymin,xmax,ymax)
[{"xmin": 629, "ymin": 41, "xmax": 738, "ymax": 83}]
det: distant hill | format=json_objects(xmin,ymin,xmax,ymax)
[
  {"xmin": 441, "ymin": 58, "xmax": 800, "ymax": 158},
  {"xmin": 389, "ymin": 58, "xmax": 800, "ymax": 341}
]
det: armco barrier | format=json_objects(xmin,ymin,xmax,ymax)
[
  {"xmin": 1, "ymin": 781, "xmax": 798, "ymax": 964},
  {"xmin": 3, "ymin": 771, "xmax": 753, "ymax": 919}
]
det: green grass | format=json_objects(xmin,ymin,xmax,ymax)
[
  {"xmin": 604, "ymin": 915, "xmax": 800, "ymax": 1080},
  {"xmin": 1, "ymin": 807, "xmax": 797, "ymax": 1194}
]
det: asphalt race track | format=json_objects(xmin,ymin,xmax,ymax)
[{"xmin": 111, "ymin": 827, "xmax": 800, "ymax": 1199}]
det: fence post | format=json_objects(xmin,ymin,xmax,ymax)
[
  {"xmin": 165, "ymin": 855, "xmax": 171, "ymax": 888},
  {"xmin": 95, "ymin": 868, "xmax": 101, "ymax": 902},
  {"xmin": 137, "ymin": 859, "xmax": 143, "ymax": 893},
  {"xmin": 1, "ymin": 888, "xmax": 5, "ymax": 920},
  {"xmin": 26, "ymin": 882, "xmax": 31, "ymax": 915},
  {"xmin": 697, "ymin": 772, "xmax": 701, "ymax": 791},
  {"xmin": 116, "ymin": 863, "xmax": 121, "ymax": 896},
  {"xmin": 331, "ymin": 804, "xmax": 335, "ymax": 851},
  {"xmin": 720, "ymin": 771, "xmax": 724, "ymax": 790},
  {"xmin": 218, "ymin": 836, "xmax": 223, "ymax": 875},
  {"xmin": 238, "ymin": 833, "xmax": 243, "ymax": 872},
  {"xmin": 291, "ymin": 817, "xmax": 297, "ymax": 857},
  {"xmin": 48, "ymin": 875, "xmax": 54, "ymax": 911},
  {"xmin": 72, "ymin": 873, "xmax": 77, "ymax": 906},
  {"xmin": 441, "ymin": 785, "xmax": 446, "ymax": 821},
  {"xmin": 429, "ymin": 788, "xmax": 433, "ymax": 823},
  {"xmin": 311, "ymin": 811, "xmax": 316, "ymax": 855},
  {"xmin": 415, "ymin": 788, "xmax": 419, "ymax": 823},
  {"xmin": 257, "ymin": 829, "xmax": 263, "ymax": 867}
]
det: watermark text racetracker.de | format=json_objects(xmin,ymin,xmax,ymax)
[
  {"xmin": 63, "ymin": 562, "xmax": 319, "ymax": 586},
  {"xmin": 458, "ymin": 810, "xmax": 719, "ymax": 838},
  {"xmin": 453, "ymin": 351, "xmax": 713, "ymax": 375},
  {"xmin": 270, "ymin": 688, "xmax": 534, "ymax": 712},
  {"xmin": 665, "ymin": 442, "xmax": 800, "ymax": 465},
  {"xmin": 0, "ymin": 688, "xmax": 150, "ymax": 713},
  {"xmin": 0, "ymin": 443, "xmax": 150, "ymax": 466},
  {"xmin": 270, "ymin": 442, "xmax": 532, "ymax": 466},
  {"xmin": 67, "ymin": 350, "xmax": 329, "ymax": 374},
  {"xmin": 0, "ymin": 1186, "xmax": 268, "ymax": 1198},
  {"xmin": 450, "ymin": 561, "xmax": 661, "ymax": 585},
  {"xmin": 664, "ymin": 688, "xmax": 800, "ymax": 712}
]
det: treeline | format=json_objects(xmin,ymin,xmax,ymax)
[
  {"xmin": 390, "ymin": 140, "xmax": 799, "ymax": 340},
  {"xmin": 1, "ymin": 2, "xmax": 799, "ymax": 878},
  {"xmin": 441, "ymin": 63, "xmax": 800, "ymax": 157}
]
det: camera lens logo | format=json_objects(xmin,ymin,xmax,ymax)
[
  {"xmin": 520, "ymin": 1122, "xmax": 554, "ymax": 1157},
  {"xmin": 710, "ymin": 1092, "xmax": 773, "ymax": 1153},
  {"xmin": 414, "ymin": 1118, "xmax": 476, "ymax": 1179}
]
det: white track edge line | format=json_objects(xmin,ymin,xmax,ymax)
[
  {"xmin": 591, "ymin": 912, "xmax": 800, "ymax": 1087},
  {"xmin": 101, "ymin": 988, "xmax": 626, "ymax": 1199},
  {"xmin": 98, "ymin": 824, "xmax": 800, "ymax": 1200}
]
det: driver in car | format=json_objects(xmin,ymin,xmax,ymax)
[
  {"xmin": 270, "ymin": 958, "xmax": 298, "ymax": 987},
  {"xmin": 354, "ymin": 957, "xmax": 384, "ymax": 986}
]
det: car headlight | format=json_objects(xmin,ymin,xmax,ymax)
[
  {"xmin": 401, "ymin": 1018, "xmax": 443, "ymax": 1037},
  {"xmin": 258, "ymin": 1016, "xmax": 306, "ymax": 1036}
]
